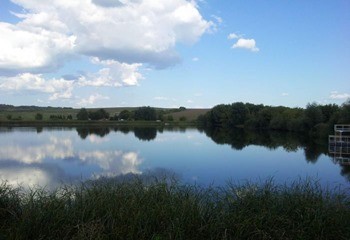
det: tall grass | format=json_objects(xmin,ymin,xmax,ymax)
[{"xmin": 0, "ymin": 178, "xmax": 349, "ymax": 239}]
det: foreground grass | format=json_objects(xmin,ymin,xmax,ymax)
[{"xmin": 1, "ymin": 178, "xmax": 350, "ymax": 240}]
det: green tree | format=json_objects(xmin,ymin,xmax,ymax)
[
  {"xmin": 229, "ymin": 102, "xmax": 249, "ymax": 126},
  {"xmin": 89, "ymin": 109, "xmax": 109, "ymax": 120},
  {"xmin": 208, "ymin": 104, "xmax": 231, "ymax": 127},
  {"xmin": 35, "ymin": 113, "xmax": 43, "ymax": 120},
  {"xmin": 339, "ymin": 100, "xmax": 350, "ymax": 123},
  {"xmin": 304, "ymin": 103, "xmax": 324, "ymax": 128},
  {"xmin": 118, "ymin": 110, "xmax": 131, "ymax": 120},
  {"xmin": 134, "ymin": 106, "xmax": 157, "ymax": 121},
  {"xmin": 77, "ymin": 108, "xmax": 89, "ymax": 120},
  {"xmin": 320, "ymin": 104, "xmax": 339, "ymax": 123}
]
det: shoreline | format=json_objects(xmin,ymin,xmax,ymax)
[{"xmin": 0, "ymin": 120, "xmax": 198, "ymax": 127}]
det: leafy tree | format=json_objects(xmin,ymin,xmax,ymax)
[
  {"xmin": 77, "ymin": 108, "xmax": 89, "ymax": 120},
  {"xmin": 35, "ymin": 113, "xmax": 43, "ymax": 120},
  {"xmin": 320, "ymin": 104, "xmax": 339, "ymax": 123},
  {"xmin": 179, "ymin": 116, "xmax": 187, "ymax": 121},
  {"xmin": 118, "ymin": 110, "xmax": 131, "ymax": 120},
  {"xmin": 229, "ymin": 102, "xmax": 249, "ymax": 126},
  {"xmin": 89, "ymin": 109, "xmax": 109, "ymax": 120},
  {"xmin": 208, "ymin": 104, "xmax": 231, "ymax": 127},
  {"xmin": 304, "ymin": 103, "xmax": 324, "ymax": 128},
  {"xmin": 339, "ymin": 100, "xmax": 350, "ymax": 123},
  {"xmin": 6, "ymin": 114, "xmax": 12, "ymax": 120},
  {"xmin": 134, "ymin": 106, "xmax": 157, "ymax": 121}
]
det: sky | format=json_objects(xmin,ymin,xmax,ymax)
[{"xmin": 0, "ymin": 0, "xmax": 349, "ymax": 109}]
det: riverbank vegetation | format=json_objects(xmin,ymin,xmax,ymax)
[
  {"xmin": 198, "ymin": 100, "xmax": 350, "ymax": 138},
  {"xmin": 0, "ymin": 178, "xmax": 349, "ymax": 239}
]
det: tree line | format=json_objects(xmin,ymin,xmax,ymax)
[
  {"xmin": 75, "ymin": 106, "xmax": 188, "ymax": 122},
  {"xmin": 197, "ymin": 101, "xmax": 350, "ymax": 137},
  {"xmin": 76, "ymin": 106, "xmax": 160, "ymax": 121}
]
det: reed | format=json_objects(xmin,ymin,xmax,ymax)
[{"xmin": 0, "ymin": 178, "xmax": 349, "ymax": 239}]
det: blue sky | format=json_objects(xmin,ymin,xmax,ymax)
[{"xmin": 0, "ymin": 0, "xmax": 349, "ymax": 108}]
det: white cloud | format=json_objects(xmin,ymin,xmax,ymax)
[
  {"xmin": 153, "ymin": 96, "xmax": 177, "ymax": 102},
  {"xmin": 211, "ymin": 15, "xmax": 222, "ymax": 24},
  {"xmin": 77, "ymin": 93, "xmax": 110, "ymax": 106},
  {"xmin": 79, "ymin": 58, "xmax": 143, "ymax": 87},
  {"xmin": 192, "ymin": 57, "xmax": 199, "ymax": 61},
  {"xmin": 0, "ymin": 22, "xmax": 75, "ymax": 73},
  {"xmin": 232, "ymin": 38, "xmax": 259, "ymax": 52},
  {"xmin": 0, "ymin": 167, "xmax": 50, "ymax": 189},
  {"xmin": 0, "ymin": 137, "xmax": 74, "ymax": 164},
  {"xmin": 0, "ymin": 0, "xmax": 212, "ymax": 102},
  {"xmin": 6, "ymin": 0, "xmax": 212, "ymax": 70},
  {"xmin": 329, "ymin": 91, "xmax": 350, "ymax": 100},
  {"xmin": 0, "ymin": 73, "xmax": 74, "ymax": 100},
  {"xmin": 78, "ymin": 150, "xmax": 142, "ymax": 177},
  {"xmin": 281, "ymin": 92, "xmax": 289, "ymax": 96},
  {"xmin": 228, "ymin": 33, "xmax": 240, "ymax": 40},
  {"xmin": 87, "ymin": 135, "xmax": 110, "ymax": 144}
]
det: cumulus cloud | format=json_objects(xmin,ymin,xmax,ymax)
[
  {"xmin": 5, "ymin": 0, "xmax": 212, "ymax": 70},
  {"xmin": 0, "ymin": 59, "xmax": 144, "ymax": 102},
  {"xmin": 232, "ymin": 38, "xmax": 259, "ymax": 52},
  {"xmin": 0, "ymin": 22, "xmax": 75, "ymax": 74},
  {"xmin": 227, "ymin": 33, "xmax": 240, "ymax": 40},
  {"xmin": 329, "ymin": 91, "xmax": 350, "ymax": 100},
  {"xmin": 0, "ymin": 73, "xmax": 74, "ymax": 100},
  {"xmin": 0, "ymin": 0, "xmax": 212, "ymax": 103},
  {"xmin": 91, "ymin": 0, "xmax": 124, "ymax": 8},
  {"xmin": 77, "ymin": 93, "xmax": 110, "ymax": 106},
  {"xmin": 78, "ymin": 150, "xmax": 142, "ymax": 177},
  {"xmin": 0, "ymin": 136, "xmax": 74, "ymax": 164},
  {"xmin": 78, "ymin": 58, "xmax": 143, "ymax": 87}
]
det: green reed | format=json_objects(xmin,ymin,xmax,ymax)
[{"xmin": 0, "ymin": 178, "xmax": 349, "ymax": 240}]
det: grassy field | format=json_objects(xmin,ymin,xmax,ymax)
[
  {"xmin": 0, "ymin": 107, "xmax": 138, "ymax": 121},
  {"xmin": 164, "ymin": 109, "xmax": 209, "ymax": 121},
  {"xmin": 0, "ymin": 106, "xmax": 209, "ymax": 122},
  {"xmin": 1, "ymin": 178, "xmax": 349, "ymax": 240}
]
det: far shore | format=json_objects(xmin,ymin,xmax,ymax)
[{"xmin": 0, "ymin": 120, "xmax": 198, "ymax": 127}]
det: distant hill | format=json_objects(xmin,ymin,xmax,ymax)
[
  {"xmin": 0, "ymin": 104, "xmax": 73, "ymax": 112},
  {"xmin": 164, "ymin": 109, "xmax": 210, "ymax": 121},
  {"xmin": 0, "ymin": 104, "xmax": 209, "ymax": 121}
]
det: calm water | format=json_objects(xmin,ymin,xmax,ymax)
[{"xmin": 0, "ymin": 126, "xmax": 348, "ymax": 189}]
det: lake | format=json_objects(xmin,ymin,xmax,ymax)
[{"xmin": 0, "ymin": 126, "xmax": 348, "ymax": 189}]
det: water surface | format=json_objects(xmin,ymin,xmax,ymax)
[{"xmin": 0, "ymin": 126, "xmax": 348, "ymax": 189}]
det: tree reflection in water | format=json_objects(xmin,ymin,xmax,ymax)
[
  {"xmin": 201, "ymin": 126, "xmax": 328, "ymax": 162},
  {"xmin": 76, "ymin": 127, "xmax": 110, "ymax": 139}
]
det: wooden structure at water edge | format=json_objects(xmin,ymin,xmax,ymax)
[{"xmin": 329, "ymin": 125, "xmax": 350, "ymax": 164}]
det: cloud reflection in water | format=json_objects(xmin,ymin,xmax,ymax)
[{"xmin": 0, "ymin": 131, "xmax": 143, "ymax": 189}]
